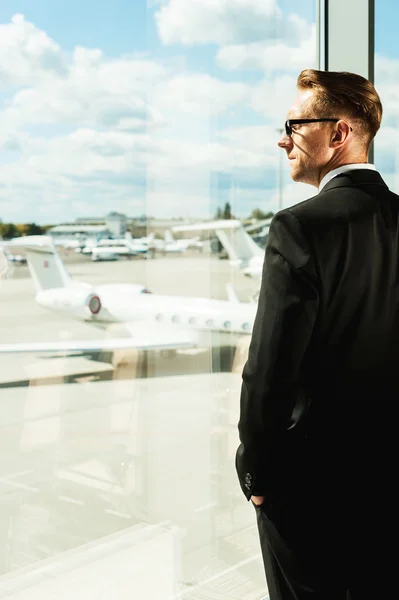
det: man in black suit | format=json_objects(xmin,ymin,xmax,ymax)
[{"xmin": 236, "ymin": 69, "xmax": 398, "ymax": 599}]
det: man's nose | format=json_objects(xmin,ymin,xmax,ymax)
[{"xmin": 278, "ymin": 132, "xmax": 291, "ymax": 149}]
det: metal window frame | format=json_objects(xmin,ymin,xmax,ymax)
[{"xmin": 317, "ymin": 0, "xmax": 375, "ymax": 161}]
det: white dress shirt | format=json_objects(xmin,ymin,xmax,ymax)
[{"xmin": 319, "ymin": 163, "xmax": 376, "ymax": 192}]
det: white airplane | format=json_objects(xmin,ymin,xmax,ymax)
[
  {"xmin": 164, "ymin": 230, "xmax": 204, "ymax": 251},
  {"xmin": 0, "ymin": 236, "xmax": 256, "ymax": 355},
  {"xmin": 1, "ymin": 247, "xmax": 27, "ymax": 264},
  {"xmin": 75, "ymin": 233, "xmax": 150, "ymax": 260},
  {"xmin": 91, "ymin": 241, "xmax": 145, "ymax": 261},
  {"xmin": 173, "ymin": 219, "xmax": 267, "ymax": 279}
]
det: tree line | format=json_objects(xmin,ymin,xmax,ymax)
[
  {"xmin": 0, "ymin": 222, "xmax": 51, "ymax": 240},
  {"xmin": 0, "ymin": 205, "xmax": 273, "ymax": 240},
  {"xmin": 214, "ymin": 202, "xmax": 274, "ymax": 221}
]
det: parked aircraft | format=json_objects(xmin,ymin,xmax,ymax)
[
  {"xmin": 164, "ymin": 230, "xmax": 204, "ymax": 251},
  {"xmin": 1, "ymin": 248, "xmax": 27, "ymax": 265},
  {"xmin": 0, "ymin": 236, "xmax": 256, "ymax": 355},
  {"xmin": 173, "ymin": 219, "xmax": 268, "ymax": 279}
]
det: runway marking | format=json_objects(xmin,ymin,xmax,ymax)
[
  {"xmin": 0, "ymin": 476, "xmax": 39, "ymax": 492},
  {"xmin": 1, "ymin": 469, "xmax": 33, "ymax": 479},
  {"xmin": 194, "ymin": 501, "xmax": 217, "ymax": 513},
  {"xmin": 104, "ymin": 508, "xmax": 132, "ymax": 520},
  {"xmin": 58, "ymin": 495, "xmax": 85, "ymax": 506},
  {"xmin": 173, "ymin": 554, "xmax": 263, "ymax": 599}
]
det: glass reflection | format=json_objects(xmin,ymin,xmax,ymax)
[{"xmin": 0, "ymin": 1, "xmax": 316, "ymax": 597}]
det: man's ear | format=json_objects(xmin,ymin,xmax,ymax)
[{"xmin": 331, "ymin": 121, "xmax": 350, "ymax": 147}]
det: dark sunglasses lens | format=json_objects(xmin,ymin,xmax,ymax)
[{"xmin": 285, "ymin": 122, "xmax": 291, "ymax": 136}]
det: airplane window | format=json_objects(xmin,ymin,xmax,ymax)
[{"xmin": 224, "ymin": 321, "xmax": 231, "ymax": 329}]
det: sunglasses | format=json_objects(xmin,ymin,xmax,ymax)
[{"xmin": 284, "ymin": 118, "xmax": 352, "ymax": 137}]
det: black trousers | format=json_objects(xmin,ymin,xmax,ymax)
[{"xmin": 253, "ymin": 490, "xmax": 396, "ymax": 600}]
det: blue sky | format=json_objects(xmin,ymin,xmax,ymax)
[
  {"xmin": 0, "ymin": 1, "xmax": 397, "ymax": 225},
  {"xmin": 0, "ymin": 0, "xmax": 393, "ymax": 58},
  {"xmin": 0, "ymin": 0, "xmax": 150, "ymax": 56}
]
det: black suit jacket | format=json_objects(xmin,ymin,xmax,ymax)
[{"xmin": 236, "ymin": 169, "xmax": 399, "ymax": 501}]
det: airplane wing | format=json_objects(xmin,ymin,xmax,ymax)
[
  {"xmin": 172, "ymin": 219, "xmax": 242, "ymax": 232},
  {"xmin": 0, "ymin": 332, "xmax": 198, "ymax": 354}
]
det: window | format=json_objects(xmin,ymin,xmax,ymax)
[
  {"xmin": 374, "ymin": 2, "xmax": 398, "ymax": 186},
  {"xmin": 0, "ymin": 2, "xmax": 317, "ymax": 597}
]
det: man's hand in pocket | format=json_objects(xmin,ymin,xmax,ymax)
[{"xmin": 251, "ymin": 495, "xmax": 265, "ymax": 506}]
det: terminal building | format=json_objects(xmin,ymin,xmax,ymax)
[{"xmin": 47, "ymin": 213, "xmax": 195, "ymax": 243}]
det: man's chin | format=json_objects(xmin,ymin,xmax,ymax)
[{"xmin": 290, "ymin": 169, "xmax": 302, "ymax": 182}]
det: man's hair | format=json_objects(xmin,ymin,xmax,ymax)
[{"xmin": 297, "ymin": 69, "xmax": 383, "ymax": 146}]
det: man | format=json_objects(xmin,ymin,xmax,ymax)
[{"xmin": 236, "ymin": 69, "xmax": 398, "ymax": 599}]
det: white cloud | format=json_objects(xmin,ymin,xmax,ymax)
[
  {"xmin": 375, "ymin": 55, "xmax": 399, "ymax": 84},
  {"xmin": 217, "ymin": 124, "xmax": 281, "ymax": 160},
  {"xmin": 3, "ymin": 47, "xmax": 169, "ymax": 132},
  {"xmin": 154, "ymin": 73, "xmax": 249, "ymax": 115},
  {"xmin": 251, "ymin": 75, "xmax": 298, "ymax": 123},
  {"xmin": 0, "ymin": 10, "xmax": 320, "ymax": 223},
  {"xmin": 0, "ymin": 14, "xmax": 66, "ymax": 87},
  {"xmin": 156, "ymin": 0, "xmax": 307, "ymax": 46},
  {"xmin": 271, "ymin": 180, "xmax": 315, "ymax": 210},
  {"xmin": 216, "ymin": 24, "xmax": 316, "ymax": 72},
  {"xmin": 8, "ymin": 85, "xmax": 165, "ymax": 132}
]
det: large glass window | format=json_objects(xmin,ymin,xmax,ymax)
[
  {"xmin": 374, "ymin": 1, "xmax": 399, "ymax": 186},
  {"xmin": 0, "ymin": 1, "xmax": 316, "ymax": 597}
]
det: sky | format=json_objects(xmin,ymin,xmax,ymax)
[{"xmin": 0, "ymin": 0, "xmax": 397, "ymax": 225}]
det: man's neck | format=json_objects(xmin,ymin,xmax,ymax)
[
  {"xmin": 318, "ymin": 162, "xmax": 376, "ymax": 192},
  {"xmin": 318, "ymin": 157, "xmax": 369, "ymax": 187}
]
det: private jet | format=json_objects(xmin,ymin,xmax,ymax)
[
  {"xmin": 173, "ymin": 219, "xmax": 268, "ymax": 280},
  {"xmin": 0, "ymin": 236, "xmax": 256, "ymax": 355}
]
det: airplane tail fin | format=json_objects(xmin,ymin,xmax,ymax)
[
  {"xmin": 173, "ymin": 219, "xmax": 263, "ymax": 267},
  {"xmin": 25, "ymin": 238, "xmax": 72, "ymax": 292},
  {"xmin": 164, "ymin": 230, "xmax": 174, "ymax": 244},
  {"xmin": 215, "ymin": 225, "xmax": 264, "ymax": 268},
  {"xmin": 226, "ymin": 283, "xmax": 240, "ymax": 303},
  {"xmin": 0, "ymin": 248, "xmax": 8, "ymax": 282}
]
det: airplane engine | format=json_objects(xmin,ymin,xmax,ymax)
[{"xmin": 35, "ymin": 288, "xmax": 102, "ymax": 319}]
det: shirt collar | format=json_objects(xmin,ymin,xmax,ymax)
[{"xmin": 319, "ymin": 163, "xmax": 377, "ymax": 192}]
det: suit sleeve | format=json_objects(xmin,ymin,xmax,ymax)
[{"xmin": 236, "ymin": 209, "xmax": 319, "ymax": 500}]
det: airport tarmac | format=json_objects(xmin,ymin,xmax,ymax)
[{"xmin": 0, "ymin": 255, "xmax": 268, "ymax": 599}]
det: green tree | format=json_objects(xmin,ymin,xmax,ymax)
[
  {"xmin": 214, "ymin": 207, "xmax": 223, "ymax": 219},
  {"xmin": 250, "ymin": 208, "xmax": 274, "ymax": 220},
  {"xmin": 0, "ymin": 222, "xmax": 19, "ymax": 239},
  {"xmin": 223, "ymin": 202, "xmax": 232, "ymax": 219},
  {"xmin": 25, "ymin": 223, "xmax": 44, "ymax": 236}
]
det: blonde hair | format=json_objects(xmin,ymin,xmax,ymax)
[{"xmin": 297, "ymin": 69, "xmax": 383, "ymax": 145}]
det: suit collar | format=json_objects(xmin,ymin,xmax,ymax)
[{"xmin": 320, "ymin": 169, "xmax": 388, "ymax": 194}]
